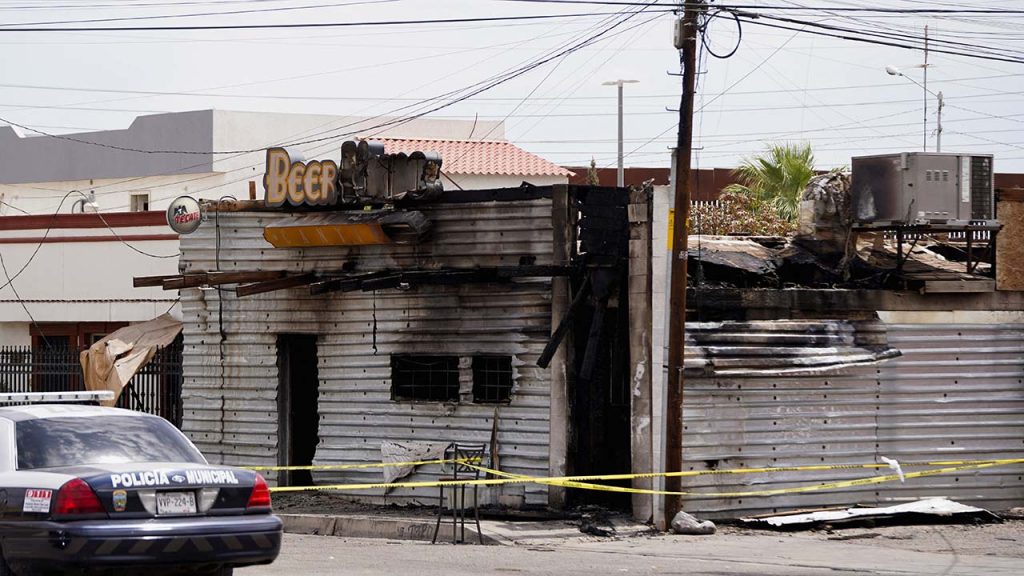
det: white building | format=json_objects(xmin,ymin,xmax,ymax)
[{"xmin": 0, "ymin": 110, "xmax": 571, "ymax": 347}]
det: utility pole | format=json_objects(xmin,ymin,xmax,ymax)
[
  {"xmin": 923, "ymin": 25, "xmax": 929, "ymax": 152},
  {"xmin": 603, "ymin": 79, "xmax": 639, "ymax": 187},
  {"xmin": 665, "ymin": 0, "xmax": 700, "ymax": 527}
]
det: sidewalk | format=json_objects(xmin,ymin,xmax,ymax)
[
  {"xmin": 259, "ymin": 515, "xmax": 1024, "ymax": 576},
  {"xmin": 277, "ymin": 506, "xmax": 1024, "ymax": 569},
  {"xmin": 278, "ymin": 512, "xmax": 654, "ymax": 545}
]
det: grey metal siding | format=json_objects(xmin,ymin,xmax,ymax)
[
  {"xmin": 681, "ymin": 323, "xmax": 1024, "ymax": 518},
  {"xmin": 179, "ymin": 201, "xmax": 554, "ymax": 505}
]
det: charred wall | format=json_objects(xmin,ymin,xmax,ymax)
[{"xmin": 177, "ymin": 199, "xmax": 557, "ymax": 506}]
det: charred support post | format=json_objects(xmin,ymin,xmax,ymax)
[
  {"xmin": 665, "ymin": 0, "xmax": 701, "ymax": 528},
  {"xmin": 628, "ymin": 186, "xmax": 654, "ymax": 522},
  {"xmin": 548, "ymin": 184, "xmax": 573, "ymax": 509},
  {"xmin": 579, "ymin": 295, "xmax": 608, "ymax": 382},
  {"xmin": 537, "ymin": 277, "xmax": 590, "ymax": 369}
]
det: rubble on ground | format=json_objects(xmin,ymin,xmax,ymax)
[{"xmin": 670, "ymin": 510, "xmax": 716, "ymax": 535}]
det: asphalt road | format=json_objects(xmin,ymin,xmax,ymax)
[{"xmin": 241, "ymin": 532, "xmax": 1023, "ymax": 576}]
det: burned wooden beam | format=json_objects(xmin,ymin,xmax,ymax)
[
  {"xmin": 361, "ymin": 275, "xmax": 403, "ymax": 292},
  {"xmin": 134, "ymin": 274, "xmax": 181, "ymax": 288},
  {"xmin": 163, "ymin": 274, "xmax": 208, "ymax": 290},
  {"xmin": 405, "ymin": 270, "xmax": 482, "ymax": 285},
  {"xmin": 310, "ymin": 266, "xmax": 573, "ymax": 295},
  {"xmin": 206, "ymin": 270, "xmax": 287, "ymax": 285},
  {"xmin": 494, "ymin": 265, "xmax": 572, "ymax": 279},
  {"xmin": 309, "ymin": 271, "xmax": 392, "ymax": 295},
  {"xmin": 537, "ymin": 276, "xmax": 591, "ymax": 369},
  {"xmin": 236, "ymin": 273, "xmax": 317, "ymax": 297}
]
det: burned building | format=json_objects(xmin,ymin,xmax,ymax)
[
  {"xmin": 647, "ymin": 159, "xmax": 1024, "ymax": 522},
  {"xmin": 145, "ymin": 143, "xmax": 655, "ymax": 515}
]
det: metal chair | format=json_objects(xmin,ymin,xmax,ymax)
[{"xmin": 431, "ymin": 442, "xmax": 487, "ymax": 544}]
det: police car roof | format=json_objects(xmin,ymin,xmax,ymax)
[{"xmin": 0, "ymin": 404, "xmax": 148, "ymax": 423}]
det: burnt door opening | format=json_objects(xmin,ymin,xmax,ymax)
[
  {"xmin": 277, "ymin": 334, "xmax": 320, "ymax": 487},
  {"xmin": 568, "ymin": 269, "xmax": 632, "ymax": 510}
]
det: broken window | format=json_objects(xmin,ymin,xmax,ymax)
[
  {"xmin": 472, "ymin": 355, "xmax": 513, "ymax": 403},
  {"xmin": 391, "ymin": 355, "xmax": 460, "ymax": 402}
]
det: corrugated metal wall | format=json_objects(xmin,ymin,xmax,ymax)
[
  {"xmin": 178, "ymin": 200, "xmax": 555, "ymax": 505},
  {"xmin": 682, "ymin": 322, "xmax": 1024, "ymax": 518}
]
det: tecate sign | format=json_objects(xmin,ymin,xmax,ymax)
[{"xmin": 166, "ymin": 196, "xmax": 203, "ymax": 234}]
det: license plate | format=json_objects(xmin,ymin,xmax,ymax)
[{"xmin": 156, "ymin": 491, "xmax": 197, "ymax": 515}]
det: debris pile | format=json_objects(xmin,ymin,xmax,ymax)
[{"xmin": 688, "ymin": 171, "xmax": 996, "ymax": 291}]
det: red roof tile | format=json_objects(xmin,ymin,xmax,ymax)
[{"xmin": 374, "ymin": 138, "xmax": 572, "ymax": 177}]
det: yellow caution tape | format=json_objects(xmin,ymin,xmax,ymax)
[
  {"xmin": 268, "ymin": 458, "xmax": 1024, "ymax": 496},
  {"xmin": 464, "ymin": 461, "xmax": 1013, "ymax": 498}
]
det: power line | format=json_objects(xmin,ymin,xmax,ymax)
[
  {"xmin": 1, "ymin": 4, "xmax": 662, "ymax": 156},
  {"xmin": 3, "ymin": 69, "xmax": 1021, "ymax": 103},
  {"xmin": 0, "ymin": 0, "xmax": 285, "ymax": 10},
  {"xmin": 737, "ymin": 14, "xmax": 1024, "ymax": 64},
  {"xmin": 500, "ymin": 1, "xmax": 1024, "ymax": 14},
  {"xmin": 11, "ymin": 4, "xmax": 629, "ymax": 213},
  {"xmin": 0, "ymin": 0, "xmax": 401, "ymax": 27},
  {"xmin": 0, "ymin": 9, "xmax": 675, "ymax": 32},
  {"xmin": 21, "ymin": 2, "xmax": 663, "ymax": 213}
]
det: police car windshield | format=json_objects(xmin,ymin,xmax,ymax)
[{"xmin": 16, "ymin": 415, "xmax": 205, "ymax": 470}]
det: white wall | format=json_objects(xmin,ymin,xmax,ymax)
[
  {"xmin": 650, "ymin": 184, "xmax": 671, "ymax": 527},
  {"xmin": 0, "ymin": 229, "xmax": 179, "ymax": 323},
  {"xmin": 0, "ymin": 322, "xmax": 30, "ymax": 346},
  {"xmin": 0, "ymin": 172, "xmax": 225, "ymax": 217}
]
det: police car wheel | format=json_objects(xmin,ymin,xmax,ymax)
[{"xmin": 198, "ymin": 568, "xmax": 233, "ymax": 576}]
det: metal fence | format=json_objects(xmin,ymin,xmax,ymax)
[{"xmin": 0, "ymin": 341, "xmax": 183, "ymax": 427}]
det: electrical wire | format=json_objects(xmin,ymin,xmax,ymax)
[
  {"xmin": 4, "ymin": 69, "xmax": 1022, "ymax": 102},
  {"xmin": 1, "ymin": 4, "xmax": 666, "ymax": 159},
  {"xmin": 0, "ymin": 9, "xmax": 675, "ymax": 32},
  {"xmin": 10, "ymin": 7, "xmax": 626, "ymax": 214},
  {"xmin": 0, "ymin": 249, "xmax": 50, "ymax": 348},
  {"xmin": 737, "ymin": 14, "xmax": 1024, "ymax": 64},
  {"xmin": 0, "ymin": 0, "xmax": 402, "ymax": 27},
  {"xmin": 618, "ymin": 22, "xmax": 803, "ymax": 165},
  {"xmin": 0, "ymin": 191, "xmax": 77, "ymax": 294},
  {"xmin": 699, "ymin": 8, "xmax": 742, "ymax": 59},
  {"xmin": 38, "ymin": 1, "xmax": 663, "ymax": 212}
]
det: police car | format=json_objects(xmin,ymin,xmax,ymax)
[{"xmin": 0, "ymin": 392, "xmax": 282, "ymax": 575}]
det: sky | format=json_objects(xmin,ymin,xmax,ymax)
[{"xmin": 0, "ymin": 0, "xmax": 1022, "ymax": 173}]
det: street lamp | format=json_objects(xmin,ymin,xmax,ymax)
[
  {"xmin": 886, "ymin": 64, "xmax": 944, "ymax": 152},
  {"xmin": 602, "ymin": 79, "xmax": 639, "ymax": 187}
]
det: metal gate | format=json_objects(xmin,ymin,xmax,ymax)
[{"xmin": 0, "ymin": 341, "xmax": 183, "ymax": 427}]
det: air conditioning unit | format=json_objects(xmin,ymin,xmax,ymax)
[{"xmin": 851, "ymin": 152, "xmax": 994, "ymax": 224}]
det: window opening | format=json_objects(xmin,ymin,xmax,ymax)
[
  {"xmin": 391, "ymin": 355, "xmax": 459, "ymax": 402},
  {"xmin": 130, "ymin": 193, "xmax": 150, "ymax": 212},
  {"xmin": 472, "ymin": 355, "xmax": 513, "ymax": 403}
]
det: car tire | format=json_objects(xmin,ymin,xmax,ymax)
[{"xmin": 200, "ymin": 567, "xmax": 233, "ymax": 576}]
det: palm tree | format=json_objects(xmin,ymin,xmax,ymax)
[{"xmin": 723, "ymin": 142, "xmax": 816, "ymax": 222}]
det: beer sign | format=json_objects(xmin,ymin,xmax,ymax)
[{"xmin": 263, "ymin": 147, "xmax": 339, "ymax": 208}]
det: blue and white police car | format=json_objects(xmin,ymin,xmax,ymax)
[{"xmin": 0, "ymin": 392, "xmax": 282, "ymax": 575}]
